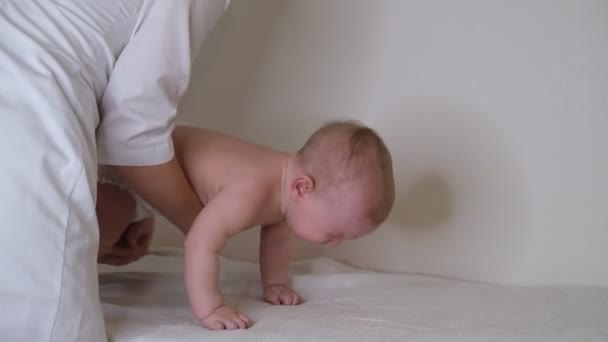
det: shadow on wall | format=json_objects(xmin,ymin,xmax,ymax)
[
  {"xmin": 390, "ymin": 171, "xmax": 453, "ymax": 230},
  {"xmin": 327, "ymin": 100, "xmax": 530, "ymax": 284}
]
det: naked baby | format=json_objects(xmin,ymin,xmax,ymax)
[{"xmin": 97, "ymin": 120, "xmax": 395, "ymax": 330}]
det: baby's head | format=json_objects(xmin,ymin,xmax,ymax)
[{"xmin": 284, "ymin": 120, "xmax": 394, "ymax": 246}]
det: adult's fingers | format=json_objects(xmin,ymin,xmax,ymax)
[
  {"xmin": 98, "ymin": 255, "xmax": 130, "ymax": 266},
  {"xmin": 106, "ymin": 245, "xmax": 147, "ymax": 259}
]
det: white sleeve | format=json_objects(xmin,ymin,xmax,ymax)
[{"xmin": 97, "ymin": 0, "xmax": 230, "ymax": 166}]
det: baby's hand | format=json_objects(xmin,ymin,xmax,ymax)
[
  {"xmin": 200, "ymin": 305, "xmax": 252, "ymax": 330},
  {"xmin": 263, "ymin": 284, "xmax": 303, "ymax": 305}
]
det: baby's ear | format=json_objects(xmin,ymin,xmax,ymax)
[{"xmin": 292, "ymin": 175, "xmax": 315, "ymax": 199}]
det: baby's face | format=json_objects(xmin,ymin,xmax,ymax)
[{"xmin": 286, "ymin": 189, "xmax": 375, "ymax": 247}]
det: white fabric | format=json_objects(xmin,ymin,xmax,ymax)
[
  {"xmin": 100, "ymin": 250, "xmax": 608, "ymax": 341},
  {"xmin": 0, "ymin": 1, "xmax": 228, "ymax": 341},
  {"xmin": 97, "ymin": 0, "xmax": 229, "ymax": 166},
  {"xmin": 98, "ymin": 166, "xmax": 155, "ymax": 222}
]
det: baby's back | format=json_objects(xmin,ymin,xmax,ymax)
[{"xmin": 173, "ymin": 125, "xmax": 285, "ymax": 206}]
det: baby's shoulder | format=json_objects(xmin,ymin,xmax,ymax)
[
  {"xmin": 208, "ymin": 183, "xmax": 274, "ymax": 227},
  {"xmin": 232, "ymin": 180, "xmax": 274, "ymax": 206}
]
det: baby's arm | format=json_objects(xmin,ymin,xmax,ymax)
[
  {"xmin": 185, "ymin": 189, "xmax": 255, "ymax": 330},
  {"xmin": 260, "ymin": 222, "xmax": 302, "ymax": 305}
]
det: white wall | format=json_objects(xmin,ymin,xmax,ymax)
[
  {"xmin": 157, "ymin": 0, "xmax": 608, "ymax": 286},
  {"xmin": 152, "ymin": 0, "xmax": 323, "ymax": 261}
]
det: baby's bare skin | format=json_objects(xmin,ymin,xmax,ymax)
[
  {"xmin": 174, "ymin": 126, "xmax": 301, "ymax": 329},
  {"xmin": 174, "ymin": 126, "xmax": 288, "ymax": 222},
  {"xmin": 99, "ymin": 121, "xmax": 392, "ymax": 331}
]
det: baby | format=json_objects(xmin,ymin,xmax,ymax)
[{"xmin": 97, "ymin": 120, "xmax": 395, "ymax": 330}]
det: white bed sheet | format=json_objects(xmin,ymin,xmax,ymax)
[{"xmin": 99, "ymin": 249, "xmax": 608, "ymax": 341}]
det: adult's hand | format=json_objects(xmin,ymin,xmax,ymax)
[{"xmin": 99, "ymin": 217, "xmax": 154, "ymax": 266}]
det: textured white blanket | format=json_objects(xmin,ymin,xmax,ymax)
[{"xmin": 100, "ymin": 250, "xmax": 608, "ymax": 341}]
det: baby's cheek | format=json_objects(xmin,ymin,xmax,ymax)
[
  {"xmin": 311, "ymin": 230, "xmax": 331, "ymax": 244},
  {"xmin": 294, "ymin": 226, "xmax": 319, "ymax": 243}
]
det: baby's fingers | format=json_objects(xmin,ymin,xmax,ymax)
[
  {"xmin": 203, "ymin": 320, "xmax": 224, "ymax": 330},
  {"xmin": 221, "ymin": 318, "xmax": 239, "ymax": 330},
  {"xmin": 238, "ymin": 312, "xmax": 252, "ymax": 327},
  {"xmin": 265, "ymin": 293, "xmax": 280, "ymax": 305},
  {"xmin": 233, "ymin": 317, "xmax": 249, "ymax": 329},
  {"xmin": 293, "ymin": 292, "xmax": 302, "ymax": 305},
  {"xmin": 279, "ymin": 292, "xmax": 295, "ymax": 305}
]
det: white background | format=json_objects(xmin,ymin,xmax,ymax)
[{"xmin": 153, "ymin": 0, "xmax": 608, "ymax": 286}]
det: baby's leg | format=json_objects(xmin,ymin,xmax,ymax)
[{"xmin": 96, "ymin": 182, "xmax": 136, "ymax": 258}]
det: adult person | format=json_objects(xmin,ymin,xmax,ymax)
[{"xmin": 0, "ymin": 1, "xmax": 230, "ymax": 340}]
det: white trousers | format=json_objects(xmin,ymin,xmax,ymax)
[
  {"xmin": 0, "ymin": 78, "xmax": 105, "ymax": 341},
  {"xmin": 0, "ymin": 57, "xmax": 105, "ymax": 341},
  {"xmin": 0, "ymin": 2, "xmax": 118, "ymax": 341}
]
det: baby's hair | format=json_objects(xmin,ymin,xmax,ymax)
[{"xmin": 296, "ymin": 120, "xmax": 395, "ymax": 225}]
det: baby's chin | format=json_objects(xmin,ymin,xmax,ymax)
[
  {"xmin": 291, "ymin": 231, "xmax": 324, "ymax": 245},
  {"xmin": 293, "ymin": 233, "xmax": 315, "ymax": 243}
]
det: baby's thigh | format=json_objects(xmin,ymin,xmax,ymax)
[{"xmin": 96, "ymin": 183, "xmax": 136, "ymax": 252}]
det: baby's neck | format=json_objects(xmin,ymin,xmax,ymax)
[{"xmin": 279, "ymin": 155, "xmax": 295, "ymax": 216}]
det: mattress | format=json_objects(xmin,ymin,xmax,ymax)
[{"xmin": 99, "ymin": 249, "xmax": 608, "ymax": 341}]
